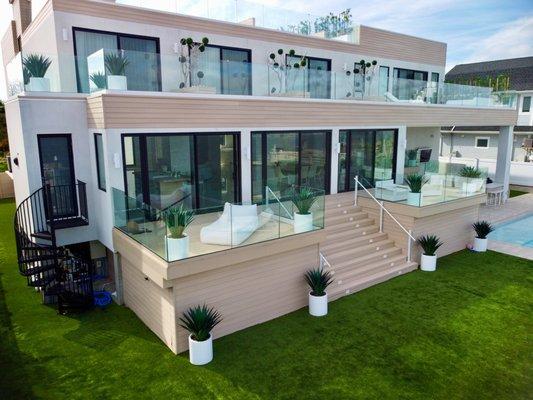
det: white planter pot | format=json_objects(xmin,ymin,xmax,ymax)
[
  {"xmin": 188, "ymin": 334, "xmax": 213, "ymax": 365},
  {"xmin": 107, "ymin": 75, "xmax": 127, "ymax": 90},
  {"xmin": 473, "ymin": 237, "xmax": 488, "ymax": 252},
  {"xmin": 420, "ymin": 254, "xmax": 437, "ymax": 271},
  {"xmin": 309, "ymin": 292, "xmax": 328, "ymax": 316},
  {"xmin": 458, "ymin": 177, "xmax": 483, "ymax": 194},
  {"xmin": 167, "ymin": 234, "xmax": 189, "ymax": 260},
  {"xmin": 294, "ymin": 212, "xmax": 314, "ymax": 233},
  {"xmin": 27, "ymin": 77, "xmax": 50, "ymax": 92},
  {"xmin": 407, "ymin": 192, "xmax": 421, "ymax": 206}
]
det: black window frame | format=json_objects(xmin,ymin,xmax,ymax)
[
  {"xmin": 94, "ymin": 133, "xmax": 106, "ymax": 192},
  {"xmin": 120, "ymin": 132, "xmax": 241, "ymax": 211},
  {"xmin": 523, "ymin": 96, "xmax": 531, "ymax": 112},
  {"xmin": 337, "ymin": 129, "xmax": 399, "ymax": 193},
  {"xmin": 250, "ymin": 130, "xmax": 332, "ymax": 203},
  {"xmin": 202, "ymin": 44, "xmax": 253, "ymax": 95},
  {"xmin": 72, "ymin": 27, "xmax": 162, "ymax": 93},
  {"xmin": 286, "ymin": 54, "xmax": 332, "ymax": 99}
]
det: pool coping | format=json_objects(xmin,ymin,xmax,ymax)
[{"xmin": 488, "ymin": 240, "xmax": 533, "ymax": 261}]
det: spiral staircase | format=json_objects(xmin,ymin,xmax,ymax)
[{"xmin": 13, "ymin": 181, "xmax": 94, "ymax": 314}]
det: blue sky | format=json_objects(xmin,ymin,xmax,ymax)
[{"xmin": 0, "ymin": 0, "xmax": 532, "ymax": 98}]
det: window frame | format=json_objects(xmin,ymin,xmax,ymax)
[
  {"xmin": 203, "ymin": 44, "xmax": 253, "ymax": 95},
  {"xmin": 72, "ymin": 27, "xmax": 162, "ymax": 93},
  {"xmin": 475, "ymin": 136, "xmax": 490, "ymax": 149},
  {"xmin": 522, "ymin": 96, "xmax": 531, "ymax": 112},
  {"xmin": 286, "ymin": 54, "xmax": 332, "ymax": 99},
  {"xmin": 94, "ymin": 133, "xmax": 106, "ymax": 192}
]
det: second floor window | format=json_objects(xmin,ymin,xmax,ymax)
[{"xmin": 523, "ymin": 96, "xmax": 531, "ymax": 112}]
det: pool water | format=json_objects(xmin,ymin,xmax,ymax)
[{"xmin": 489, "ymin": 214, "xmax": 533, "ymax": 248}]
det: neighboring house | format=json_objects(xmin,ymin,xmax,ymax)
[
  {"xmin": 443, "ymin": 57, "xmax": 533, "ymax": 186},
  {"xmin": 1, "ymin": 0, "xmax": 519, "ymax": 354}
]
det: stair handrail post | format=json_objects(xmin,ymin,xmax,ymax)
[
  {"xmin": 379, "ymin": 201, "xmax": 384, "ymax": 232},
  {"xmin": 354, "ymin": 175, "xmax": 359, "ymax": 206},
  {"xmin": 407, "ymin": 229, "xmax": 413, "ymax": 262}
]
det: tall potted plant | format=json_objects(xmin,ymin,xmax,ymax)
[
  {"xmin": 179, "ymin": 304, "xmax": 222, "ymax": 365},
  {"xmin": 178, "ymin": 37, "xmax": 216, "ymax": 93},
  {"xmin": 405, "ymin": 174, "xmax": 428, "ymax": 206},
  {"xmin": 304, "ymin": 268, "xmax": 334, "ymax": 316},
  {"xmin": 457, "ymin": 166, "xmax": 483, "ymax": 194},
  {"xmin": 104, "ymin": 52, "xmax": 129, "ymax": 90},
  {"xmin": 472, "ymin": 221, "xmax": 493, "ymax": 252},
  {"xmin": 292, "ymin": 187, "xmax": 317, "ymax": 233},
  {"xmin": 165, "ymin": 204, "xmax": 195, "ymax": 260},
  {"xmin": 268, "ymin": 48, "xmax": 308, "ymax": 97},
  {"xmin": 22, "ymin": 54, "xmax": 52, "ymax": 92},
  {"xmin": 417, "ymin": 235, "xmax": 443, "ymax": 271}
]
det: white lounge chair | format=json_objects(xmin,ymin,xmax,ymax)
[{"xmin": 200, "ymin": 203, "xmax": 259, "ymax": 246}]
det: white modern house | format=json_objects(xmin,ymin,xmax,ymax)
[
  {"xmin": 2, "ymin": 0, "xmax": 519, "ymax": 353},
  {"xmin": 443, "ymin": 57, "xmax": 533, "ymax": 187}
]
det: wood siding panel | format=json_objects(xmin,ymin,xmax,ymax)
[
  {"xmin": 172, "ymin": 244, "xmax": 319, "ymax": 353},
  {"xmin": 87, "ymin": 93, "xmax": 518, "ymax": 130},
  {"xmin": 50, "ymin": 0, "xmax": 445, "ymax": 66},
  {"xmin": 122, "ymin": 258, "xmax": 178, "ymax": 353}
]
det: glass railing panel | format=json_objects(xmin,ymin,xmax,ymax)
[{"xmin": 5, "ymin": 54, "xmax": 24, "ymax": 96}]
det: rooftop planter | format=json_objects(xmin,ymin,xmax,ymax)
[
  {"xmin": 23, "ymin": 54, "xmax": 52, "ymax": 92},
  {"xmin": 104, "ymin": 52, "xmax": 129, "ymax": 90}
]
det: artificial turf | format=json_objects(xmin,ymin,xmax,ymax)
[
  {"xmin": 509, "ymin": 189, "xmax": 528, "ymax": 198},
  {"xmin": 0, "ymin": 198, "xmax": 531, "ymax": 399}
]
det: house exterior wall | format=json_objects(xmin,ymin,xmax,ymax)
[
  {"xmin": 441, "ymin": 131, "xmax": 530, "ymax": 162},
  {"xmin": 517, "ymin": 91, "xmax": 533, "ymax": 126},
  {"xmin": 406, "ymin": 127, "xmax": 441, "ymax": 160}
]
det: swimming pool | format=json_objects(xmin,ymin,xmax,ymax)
[{"xmin": 489, "ymin": 213, "xmax": 533, "ymax": 248}]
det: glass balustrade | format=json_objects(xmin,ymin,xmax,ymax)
[
  {"xmin": 112, "ymin": 185, "xmax": 325, "ymax": 262},
  {"xmin": 7, "ymin": 48, "xmax": 517, "ymax": 109}
]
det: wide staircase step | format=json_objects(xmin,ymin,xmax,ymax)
[{"xmin": 321, "ymin": 197, "xmax": 418, "ymax": 302}]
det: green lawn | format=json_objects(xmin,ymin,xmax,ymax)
[
  {"xmin": 1, "ymin": 198, "xmax": 532, "ymax": 400},
  {"xmin": 510, "ymin": 189, "xmax": 528, "ymax": 198}
]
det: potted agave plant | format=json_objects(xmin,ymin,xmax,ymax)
[
  {"xmin": 457, "ymin": 166, "xmax": 483, "ymax": 194},
  {"xmin": 405, "ymin": 174, "xmax": 428, "ymax": 206},
  {"xmin": 304, "ymin": 267, "xmax": 334, "ymax": 316},
  {"xmin": 292, "ymin": 187, "xmax": 317, "ymax": 233},
  {"xmin": 472, "ymin": 220, "xmax": 494, "ymax": 252},
  {"xmin": 89, "ymin": 72, "xmax": 107, "ymax": 91},
  {"xmin": 406, "ymin": 149, "xmax": 418, "ymax": 167},
  {"xmin": 165, "ymin": 204, "xmax": 194, "ymax": 260},
  {"xmin": 179, "ymin": 304, "xmax": 222, "ymax": 365},
  {"xmin": 417, "ymin": 235, "xmax": 443, "ymax": 271},
  {"xmin": 104, "ymin": 52, "xmax": 129, "ymax": 90},
  {"xmin": 22, "ymin": 54, "xmax": 52, "ymax": 92}
]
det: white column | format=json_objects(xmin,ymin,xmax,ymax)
[
  {"xmin": 330, "ymin": 128, "xmax": 340, "ymax": 194},
  {"xmin": 495, "ymin": 125, "xmax": 514, "ymax": 200},
  {"xmin": 395, "ymin": 126, "xmax": 407, "ymax": 184},
  {"xmin": 240, "ymin": 129, "xmax": 252, "ymax": 204}
]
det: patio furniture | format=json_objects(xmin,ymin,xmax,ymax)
[
  {"xmin": 486, "ymin": 182, "xmax": 505, "ymax": 206},
  {"xmin": 374, "ymin": 179, "xmax": 409, "ymax": 202},
  {"xmin": 200, "ymin": 203, "xmax": 259, "ymax": 246},
  {"xmin": 422, "ymin": 174, "xmax": 444, "ymax": 197}
]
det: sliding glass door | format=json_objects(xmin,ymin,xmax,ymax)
[
  {"xmin": 287, "ymin": 55, "xmax": 331, "ymax": 99},
  {"xmin": 122, "ymin": 133, "xmax": 240, "ymax": 211},
  {"xmin": 392, "ymin": 68, "xmax": 428, "ymax": 100},
  {"xmin": 74, "ymin": 28, "xmax": 160, "ymax": 93},
  {"xmin": 251, "ymin": 130, "xmax": 331, "ymax": 203},
  {"xmin": 338, "ymin": 129, "xmax": 397, "ymax": 191}
]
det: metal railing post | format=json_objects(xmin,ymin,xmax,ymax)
[
  {"xmin": 379, "ymin": 201, "xmax": 384, "ymax": 232},
  {"xmin": 407, "ymin": 229, "xmax": 413, "ymax": 262},
  {"xmin": 354, "ymin": 175, "xmax": 358, "ymax": 206}
]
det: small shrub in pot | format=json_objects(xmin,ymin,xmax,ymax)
[
  {"xmin": 472, "ymin": 221, "xmax": 494, "ymax": 252},
  {"xmin": 304, "ymin": 267, "xmax": 334, "ymax": 316},
  {"xmin": 417, "ymin": 235, "xmax": 443, "ymax": 271}
]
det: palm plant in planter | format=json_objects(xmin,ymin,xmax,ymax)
[
  {"xmin": 165, "ymin": 204, "xmax": 195, "ymax": 260},
  {"xmin": 458, "ymin": 166, "xmax": 483, "ymax": 194},
  {"xmin": 292, "ymin": 187, "xmax": 317, "ymax": 233},
  {"xmin": 22, "ymin": 54, "xmax": 52, "ymax": 91},
  {"xmin": 404, "ymin": 174, "xmax": 428, "ymax": 206},
  {"xmin": 104, "ymin": 52, "xmax": 129, "ymax": 90},
  {"xmin": 179, "ymin": 304, "xmax": 222, "ymax": 365},
  {"xmin": 304, "ymin": 268, "xmax": 334, "ymax": 316},
  {"xmin": 472, "ymin": 221, "xmax": 493, "ymax": 252},
  {"xmin": 89, "ymin": 72, "xmax": 107, "ymax": 90},
  {"xmin": 417, "ymin": 235, "xmax": 443, "ymax": 271}
]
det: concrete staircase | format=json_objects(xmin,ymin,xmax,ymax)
[{"xmin": 321, "ymin": 195, "xmax": 418, "ymax": 301}]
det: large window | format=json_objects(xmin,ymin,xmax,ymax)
[
  {"xmin": 122, "ymin": 133, "xmax": 240, "ymax": 211},
  {"xmin": 393, "ymin": 68, "xmax": 428, "ymax": 100},
  {"xmin": 251, "ymin": 130, "xmax": 331, "ymax": 203},
  {"xmin": 287, "ymin": 55, "xmax": 331, "ymax": 99},
  {"xmin": 523, "ymin": 96, "xmax": 531, "ymax": 112},
  {"xmin": 74, "ymin": 28, "xmax": 160, "ymax": 93},
  {"xmin": 94, "ymin": 133, "xmax": 106, "ymax": 191},
  {"xmin": 338, "ymin": 129, "xmax": 397, "ymax": 192},
  {"xmin": 198, "ymin": 45, "xmax": 252, "ymax": 95}
]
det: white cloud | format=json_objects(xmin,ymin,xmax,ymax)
[{"xmin": 462, "ymin": 16, "xmax": 533, "ymax": 64}]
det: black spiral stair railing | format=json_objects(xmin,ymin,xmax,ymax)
[{"xmin": 14, "ymin": 181, "xmax": 93, "ymax": 314}]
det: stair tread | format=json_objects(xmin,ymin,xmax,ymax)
[
  {"xmin": 332, "ymin": 247, "xmax": 403, "ymax": 271},
  {"xmin": 330, "ymin": 253, "xmax": 408, "ymax": 282},
  {"xmin": 321, "ymin": 232, "xmax": 388, "ymax": 252},
  {"xmin": 324, "ymin": 239, "xmax": 394, "ymax": 261},
  {"xmin": 325, "ymin": 218, "xmax": 375, "ymax": 233},
  {"xmin": 326, "ymin": 225, "xmax": 380, "ymax": 241}
]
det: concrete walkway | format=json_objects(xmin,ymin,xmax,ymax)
[{"xmin": 479, "ymin": 193, "xmax": 533, "ymax": 260}]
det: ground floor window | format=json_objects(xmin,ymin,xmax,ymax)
[
  {"xmin": 251, "ymin": 130, "xmax": 331, "ymax": 203},
  {"xmin": 338, "ymin": 129, "xmax": 397, "ymax": 191},
  {"xmin": 122, "ymin": 133, "xmax": 240, "ymax": 211}
]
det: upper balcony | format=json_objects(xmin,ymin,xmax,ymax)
[{"xmin": 5, "ymin": 48, "xmax": 517, "ymax": 110}]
